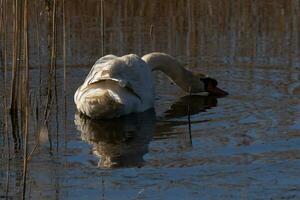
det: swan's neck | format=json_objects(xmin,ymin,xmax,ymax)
[{"xmin": 142, "ymin": 53, "xmax": 205, "ymax": 93}]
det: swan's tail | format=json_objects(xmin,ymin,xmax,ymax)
[
  {"xmin": 76, "ymin": 89, "xmax": 124, "ymax": 119},
  {"xmin": 75, "ymin": 80, "xmax": 145, "ymax": 119}
]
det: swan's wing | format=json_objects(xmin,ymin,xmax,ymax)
[
  {"xmin": 81, "ymin": 54, "xmax": 154, "ymax": 101},
  {"xmin": 83, "ymin": 55, "xmax": 139, "ymax": 89},
  {"xmin": 118, "ymin": 54, "xmax": 155, "ymax": 100},
  {"xmin": 82, "ymin": 54, "xmax": 118, "ymax": 87}
]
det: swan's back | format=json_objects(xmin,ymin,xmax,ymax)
[{"xmin": 74, "ymin": 54, "xmax": 155, "ymax": 119}]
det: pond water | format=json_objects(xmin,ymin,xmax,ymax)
[{"xmin": 1, "ymin": 1, "xmax": 300, "ymax": 199}]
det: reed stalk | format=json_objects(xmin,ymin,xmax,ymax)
[
  {"xmin": 43, "ymin": 6, "xmax": 56, "ymax": 152},
  {"xmin": 5, "ymin": 142, "xmax": 10, "ymax": 199},
  {"xmin": 3, "ymin": 0, "xmax": 7, "ymax": 104},
  {"xmin": 22, "ymin": 0, "xmax": 29, "ymax": 198},
  {"xmin": 5, "ymin": 131, "xmax": 10, "ymax": 199},
  {"xmin": 17, "ymin": 0, "xmax": 23, "ymax": 123},
  {"xmin": 101, "ymin": 0, "xmax": 104, "ymax": 56},
  {"xmin": 10, "ymin": 0, "xmax": 20, "ymax": 115},
  {"xmin": 63, "ymin": 0, "xmax": 66, "ymax": 94},
  {"xmin": 0, "ymin": 0, "xmax": 4, "ymax": 70},
  {"xmin": 0, "ymin": 0, "xmax": 5, "ymax": 78},
  {"xmin": 149, "ymin": 24, "xmax": 154, "ymax": 41},
  {"xmin": 0, "ymin": 0, "xmax": 2, "ymax": 28},
  {"xmin": 44, "ymin": 0, "xmax": 57, "ymax": 121},
  {"xmin": 187, "ymin": 87, "xmax": 192, "ymax": 145},
  {"xmin": 2, "ymin": 0, "xmax": 11, "ymax": 197},
  {"xmin": 62, "ymin": 0, "xmax": 68, "ymax": 153},
  {"xmin": 2, "ymin": 0, "xmax": 8, "ymax": 138},
  {"xmin": 35, "ymin": 0, "xmax": 42, "ymax": 104},
  {"xmin": 96, "ymin": 0, "xmax": 100, "ymax": 56},
  {"xmin": 55, "ymin": 88, "xmax": 59, "ymax": 153}
]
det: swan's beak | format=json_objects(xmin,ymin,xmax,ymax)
[{"xmin": 207, "ymin": 84, "xmax": 228, "ymax": 96}]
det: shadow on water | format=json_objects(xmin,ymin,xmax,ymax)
[
  {"xmin": 164, "ymin": 95, "xmax": 217, "ymax": 119},
  {"xmin": 75, "ymin": 95, "xmax": 218, "ymax": 168}
]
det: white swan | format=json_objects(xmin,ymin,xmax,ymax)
[{"xmin": 74, "ymin": 52, "xmax": 227, "ymax": 119}]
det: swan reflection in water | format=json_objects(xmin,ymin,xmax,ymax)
[
  {"xmin": 75, "ymin": 109, "xmax": 156, "ymax": 168},
  {"xmin": 75, "ymin": 95, "xmax": 218, "ymax": 168}
]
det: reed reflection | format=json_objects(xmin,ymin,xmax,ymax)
[{"xmin": 75, "ymin": 109, "xmax": 156, "ymax": 168}]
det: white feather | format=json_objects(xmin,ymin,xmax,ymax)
[{"xmin": 74, "ymin": 54, "xmax": 155, "ymax": 119}]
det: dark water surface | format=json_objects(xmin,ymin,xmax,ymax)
[{"xmin": 1, "ymin": 0, "xmax": 300, "ymax": 199}]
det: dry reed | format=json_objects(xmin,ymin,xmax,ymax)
[
  {"xmin": 44, "ymin": 0, "xmax": 57, "ymax": 122},
  {"xmin": 10, "ymin": 0, "xmax": 21, "ymax": 115},
  {"xmin": 34, "ymin": 0, "xmax": 42, "ymax": 104},
  {"xmin": 187, "ymin": 87, "xmax": 192, "ymax": 145},
  {"xmin": 0, "ymin": 0, "xmax": 4, "ymax": 69},
  {"xmin": 0, "ymin": 0, "xmax": 9, "ymax": 133},
  {"xmin": 63, "ymin": 0, "xmax": 66, "ymax": 93},
  {"xmin": 149, "ymin": 24, "xmax": 154, "ymax": 41},
  {"xmin": 1, "ymin": 0, "xmax": 11, "ymax": 197},
  {"xmin": 62, "ymin": 0, "xmax": 68, "ymax": 152},
  {"xmin": 2, "ymin": 0, "xmax": 8, "ymax": 136},
  {"xmin": 21, "ymin": 0, "xmax": 29, "ymax": 198},
  {"xmin": 101, "ymin": 0, "xmax": 104, "ymax": 56}
]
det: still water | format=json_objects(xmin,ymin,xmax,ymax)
[{"xmin": 1, "ymin": 0, "xmax": 300, "ymax": 199}]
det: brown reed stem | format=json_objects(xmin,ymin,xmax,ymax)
[
  {"xmin": 1, "ymin": 0, "xmax": 11, "ymax": 197},
  {"xmin": 27, "ymin": 143, "xmax": 38, "ymax": 162},
  {"xmin": 0, "ymin": 1, "xmax": 5, "ymax": 78},
  {"xmin": 63, "ymin": 0, "xmax": 66, "ymax": 93},
  {"xmin": 17, "ymin": 0, "xmax": 23, "ymax": 123},
  {"xmin": 2, "ymin": 0, "xmax": 8, "ymax": 137},
  {"xmin": 44, "ymin": 0, "xmax": 57, "ymax": 121},
  {"xmin": 22, "ymin": 0, "xmax": 29, "ymax": 198},
  {"xmin": 0, "ymin": 0, "xmax": 4, "ymax": 70},
  {"xmin": 62, "ymin": 0, "xmax": 68, "ymax": 152},
  {"xmin": 35, "ymin": 0, "xmax": 42, "ymax": 102},
  {"xmin": 187, "ymin": 86, "xmax": 192, "ymax": 145},
  {"xmin": 10, "ymin": 0, "xmax": 20, "ymax": 115},
  {"xmin": 3, "ymin": 0, "xmax": 7, "ymax": 99},
  {"xmin": 101, "ymin": 0, "xmax": 104, "ymax": 56},
  {"xmin": 96, "ymin": 0, "xmax": 100, "ymax": 56},
  {"xmin": 150, "ymin": 24, "xmax": 154, "ymax": 41},
  {"xmin": 5, "ymin": 142, "xmax": 10, "ymax": 199}
]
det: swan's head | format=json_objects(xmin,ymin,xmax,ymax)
[{"xmin": 200, "ymin": 77, "xmax": 228, "ymax": 96}]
